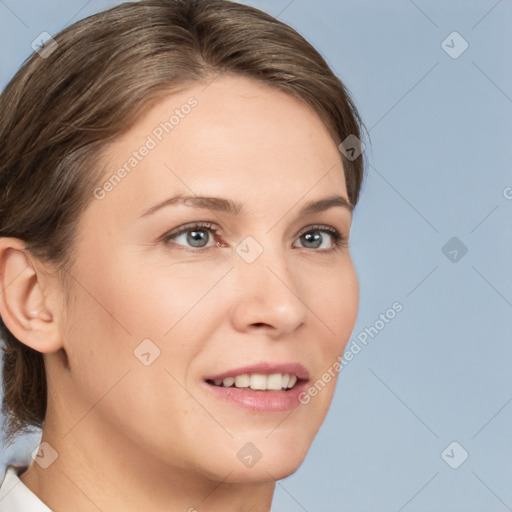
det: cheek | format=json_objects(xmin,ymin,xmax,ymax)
[
  {"xmin": 337, "ymin": 266, "xmax": 359, "ymax": 339},
  {"xmin": 70, "ymin": 244, "xmax": 214, "ymax": 340},
  {"xmin": 62, "ymin": 254, "xmax": 229, "ymax": 412},
  {"xmin": 314, "ymin": 258, "xmax": 359, "ymax": 351},
  {"xmin": 58, "ymin": 260, "xmax": 199, "ymax": 441},
  {"xmin": 124, "ymin": 260, "xmax": 231, "ymax": 343},
  {"xmin": 307, "ymin": 261, "xmax": 357, "ymax": 406}
]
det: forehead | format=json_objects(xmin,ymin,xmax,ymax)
[{"xmin": 88, "ymin": 75, "xmax": 348, "ymax": 223}]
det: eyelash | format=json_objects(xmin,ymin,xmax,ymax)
[{"xmin": 162, "ymin": 221, "xmax": 348, "ymax": 253}]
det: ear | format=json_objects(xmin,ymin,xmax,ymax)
[{"xmin": 0, "ymin": 237, "xmax": 63, "ymax": 354}]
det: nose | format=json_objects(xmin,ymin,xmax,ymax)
[{"xmin": 230, "ymin": 241, "xmax": 308, "ymax": 338}]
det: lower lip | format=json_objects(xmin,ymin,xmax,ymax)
[{"xmin": 203, "ymin": 380, "xmax": 308, "ymax": 412}]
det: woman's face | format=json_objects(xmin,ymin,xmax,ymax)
[{"xmin": 53, "ymin": 75, "xmax": 359, "ymax": 482}]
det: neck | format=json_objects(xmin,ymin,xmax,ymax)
[{"xmin": 19, "ymin": 410, "xmax": 276, "ymax": 512}]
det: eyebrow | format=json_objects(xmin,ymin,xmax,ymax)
[{"xmin": 139, "ymin": 193, "xmax": 353, "ymax": 218}]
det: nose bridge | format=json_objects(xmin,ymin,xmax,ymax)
[
  {"xmin": 236, "ymin": 232, "xmax": 295, "ymax": 288},
  {"xmin": 232, "ymin": 232, "xmax": 307, "ymax": 332}
]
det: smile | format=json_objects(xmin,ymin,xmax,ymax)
[
  {"xmin": 203, "ymin": 362, "xmax": 310, "ymax": 412},
  {"xmin": 207, "ymin": 373, "xmax": 298, "ymax": 391}
]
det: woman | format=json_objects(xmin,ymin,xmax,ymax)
[{"xmin": 0, "ymin": 0, "xmax": 365, "ymax": 510}]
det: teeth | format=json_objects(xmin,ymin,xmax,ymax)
[
  {"xmin": 235, "ymin": 374, "xmax": 250, "ymax": 388},
  {"xmin": 250, "ymin": 374, "xmax": 267, "ymax": 390},
  {"xmin": 222, "ymin": 376, "xmax": 235, "ymax": 387},
  {"xmin": 267, "ymin": 373, "xmax": 283, "ymax": 390},
  {"xmin": 211, "ymin": 373, "xmax": 298, "ymax": 391}
]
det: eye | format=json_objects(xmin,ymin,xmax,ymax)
[
  {"xmin": 293, "ymin": 224, "xmax": 347, "ymax": 251},
  {"xmin": 163, "ymin": 221, "xmax": 222, "ymax": 250},
  {"xmin": 162, "ymin": 222, "xmax": 347, "ymax": 253}
]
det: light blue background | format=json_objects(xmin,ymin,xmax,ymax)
[{"xmin": 1, "ymin": 1, "xmax": 511, "ymax": 510}]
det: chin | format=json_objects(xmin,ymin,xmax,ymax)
[
  {"xmin": 218, "ymin": 458, "xmax": 306, "ymax": 485},
  {"xmin": 200, "ymin": 441, "xmax": 311, "ymax": 484}
]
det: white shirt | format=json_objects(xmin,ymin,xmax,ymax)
[{"xmin": 0, "ymin": 465, "xmax": 51, "ymax": 511}]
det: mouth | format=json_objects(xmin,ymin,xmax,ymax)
[
  {"xmin": 203, "ymin": 363, "xmax": 310, "ymax": 412},
  {"xmin": 205, "ymin": 372, "xmax": 302, "ymax": 391}
]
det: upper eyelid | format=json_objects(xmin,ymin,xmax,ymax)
[
  {"xmin": 166, "ymin": 221, "xmax": 222, "ymax": 237},
  {"xmin": 163, "ymin": 208, "xmax": 350, "ymax": 237},
  {"xmin": 296, "ymin": 224, "xmax": 338, "ymax": 236}
]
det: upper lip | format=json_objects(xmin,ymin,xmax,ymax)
[{"xmin": 204, "ymin": 362, "xmax": 310, "ymax": 382}]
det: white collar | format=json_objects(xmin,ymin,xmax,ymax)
[{"xmin": 0, "ymin": 465, "xmax": 52, "ymax": 511}]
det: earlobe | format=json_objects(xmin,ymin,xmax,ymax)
[{"xmin": 0, "ymin": 237, "xmax": 63, "ymax": 354}]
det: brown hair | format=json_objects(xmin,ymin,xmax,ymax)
[{"xmin": 0, "ymin": 0, "xmax": 365, "ymax": 443}]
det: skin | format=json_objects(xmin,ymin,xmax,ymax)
[{"xmin": 0, "ymin": 75, "xmax": 359, "ymax": 512}]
